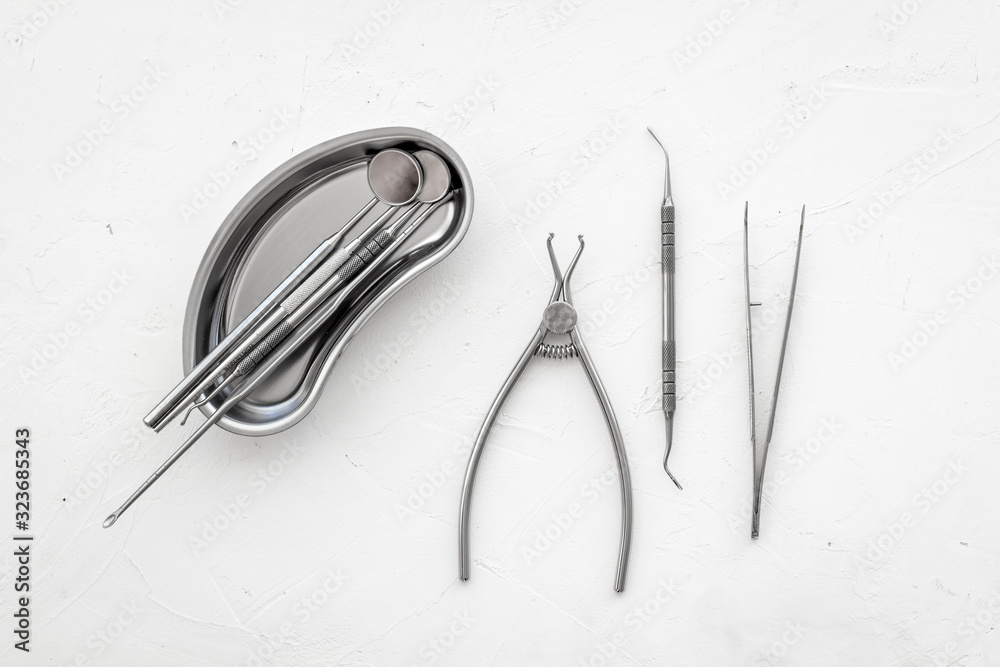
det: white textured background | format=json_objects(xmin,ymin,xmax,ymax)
[{"xmin": 2, "ymin": 0, "xmax": 999, "ymax": 665}]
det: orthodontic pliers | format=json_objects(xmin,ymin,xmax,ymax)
[{"xmin": 458, "ymin": 233, "xmax": 634, "ymax": 592}]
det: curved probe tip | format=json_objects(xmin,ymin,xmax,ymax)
[
  {"xmin": 664, "ymin": 465, "xmax": 683, "ymax": 491},
  {"xmin": 103, "ymin": 513, "xmax": 117, "ymax": 529},
  {"xmin": 647, "ymin": 126, "xmax": 670, "ymax": 200},
  {"xmin": 663, "ymin": 419, "xmax": 682, "ymax": 490}
]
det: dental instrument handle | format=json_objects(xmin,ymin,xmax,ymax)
[
  {"xmin": 649, "ymin": 127, "xmax": 681, "ymax": 490},
  {"xmin": 154, "ymin": 203, "xmax": 412, "ymax": 430},
  {"xmin": 229, "ymin": 229, "xmax": 398, "ymax": 379},
  {"xmin": 661, "ymin": 200, "xmax": 676, "ymax": 418},
  {"xmin": 661, "ymin": 198, "xmax": 681, "ymax": 489},
  {"xmin": 144, "ymin": 197, "xmax": 380, "ymax": 431},
  {"xmin": 143, "ymin": 238, "xmax": 334, "ymax": 431},
  {"xmin": 185, "ymin": 202, "xmax": 422, "ymax": 421},
  {"xmin": 105, "ymin": 195, "xmax": 452, "ymax": 528}
]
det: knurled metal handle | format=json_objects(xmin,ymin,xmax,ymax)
[
  {"xmin": 281, "ymin": 247, "xmax": 353, "ymax": 313},
  {"xmin": 236, "ymin": 230, "xmax": 396, "ymax": 378},
  {"xmin": 335, "ymin": 230, "xmax": 394, "ymax": 284},
  {"xmin": 662, "ymin": 340, "xmax": 675, "ymax": 412},
  {"xmin": 661, "ymin": 204, "xmax": 674, "ymax": 274},
  {"xmin": 236, "ymin": 320, "xmax": 293, "ymax": 376},
  {"xmin": 661, "ymin": 203, "xmax": 675, "ymax": 411}
]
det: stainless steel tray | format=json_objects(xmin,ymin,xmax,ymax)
[{"xmin": 181, "ymin": 128, "xmax": 473, "ymax": 436}]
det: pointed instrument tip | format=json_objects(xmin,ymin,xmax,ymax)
[
  {"xmin": 800, "ymin": 204, "xmax": 806, "ymax": 228},
  {"xmin": 103, "ymin": 513, "xmax": 117, "ymax": 529},
  {"xmin": 663, "ymin": 419, "xmax": 683, "ymax": 490},
  {"xmin": 647, "ymin": 126, "xmax": 670, "ymax": 200},
  {"xmin": 665, "ymin": 466, "xmax": 683, "ymax": 491}
]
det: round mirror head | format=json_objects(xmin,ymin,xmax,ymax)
[
  {"xmin": 414, "ymin": 150, "xmax": 451, "ymax": 203},
  {"xmin": 543, "ymin": 301, "xmax": 577, "ymax": 334},
  {"xmin": 368, "ymin": 149, "xmax": 422, "ymax": 206}
]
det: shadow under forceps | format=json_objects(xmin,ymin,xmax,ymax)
[{"xmin": 458, "ymin": 233, "xmax": 634, "ymax": 592}]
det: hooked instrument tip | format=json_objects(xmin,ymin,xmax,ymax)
[
  {"xmin": 647, "ymin": 126, "xmax": 671, "ymax": 202},
  {"xmin": 663, "ymin": 417, "xmax": 682, "ymax": 490}
]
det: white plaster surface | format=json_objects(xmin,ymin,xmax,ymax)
[{"xmin": 2, "ymin": 1, "xmax": 999, "ymax": 665}]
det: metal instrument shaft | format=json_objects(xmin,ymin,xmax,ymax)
[{"xmin": 648, "ymin": 127, "xmax": 682, "ymax": 490}]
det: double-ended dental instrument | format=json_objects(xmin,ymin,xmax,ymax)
[
  {"xmin": 743, "ymin": 203, "xmax": 805, "ymax": 539},
  {"xmin": 106, "ymin": 147, "xmax": 455, "ymax": 528},
  {"xmin": 458, "ymin": 233, "xmax": 634, "ymax": 592},
  {"xmin": 648, "ymin": 127, "xmax": 682, "ymax": 490},
  {"xmin": 144, "ymin": 148, "xmax": 429, "ymax": 432}
]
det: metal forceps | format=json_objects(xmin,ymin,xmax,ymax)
[
  {"xmin": 458, "ymin": 233, "xmax": 634, "ymax": 592},
  {"xmin": 744, "ymin": 203, "xmax": 805, "ymax": 540}
]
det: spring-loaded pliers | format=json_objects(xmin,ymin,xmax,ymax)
[{"xmin": 458, "ymin": 233, "xmax": 634, "ymax": 592}]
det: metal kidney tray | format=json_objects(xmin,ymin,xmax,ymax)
[{"xmin": 182, "ymin": 128, "xmax": 473, "ymax": 436}]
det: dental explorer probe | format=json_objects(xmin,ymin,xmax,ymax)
[
  {"xmin": 648, "ymin": 127, "xmax": 682, "ymax": 490},
  {"xmin": 103, "ymin": 192, "xmax": 457, "ymax": 529},
  {"xmin": 144, "ymin": 148, "xmax": 424, "ymax": 432}
]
